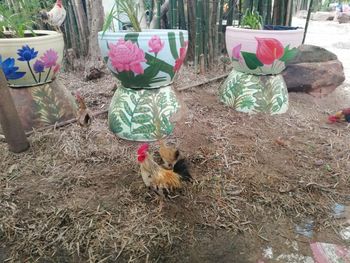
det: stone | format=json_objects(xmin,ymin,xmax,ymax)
[
  {"xmin": 287, "ymin": 45, "xmax": 338, "ymax": 64},
  {"xmin": 296, "ymin": 10, "xmax": 308, "ymax": 19},
  {"xmin": 311, "ymin": 11, "xmax": 335, "ymax": 21},
  {"xmin": 282, "ymin": 60, "xmax": 345, "ymax": 97},
  {"xmin": 336, "ymin": 12, "xmax": 350, "ymax": 23},
  {"xmin": 283, "ymin": 44, "xmax": 345, "ymax": 97}
]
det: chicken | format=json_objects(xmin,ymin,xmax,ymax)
[
  {"xmin": 158, "ymin": 140, "xmax": 180, "ymax": 169},
  {"xmin": 328, "ymin": 108, "xmax": 350, "ymax": 124},
  {"xmin": 75, "ymin": 91, "xmax": 93, "ymax": 127},
  {"xmin": 137, "ymin": 143, "xmax": 192, "ymax": 208},
  {"xmin": 39, "ymin": 0, "xmax": 66, "ymax": 32}
]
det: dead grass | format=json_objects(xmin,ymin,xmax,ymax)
[{"xmin": 1, "ymin": 65, "xmax": 350, "ymax": 262}]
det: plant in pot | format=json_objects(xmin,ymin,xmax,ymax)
[
  {"xmin": 99, "ymin": 0, "xmax": 188, "ymax": 141},
  {"xmin": 220, "ymin": 9, "xmax": 304, "ymax": 115},
  {"xmin": 0, "ymin": 0, "xmax": 77, "ymax": 132}
]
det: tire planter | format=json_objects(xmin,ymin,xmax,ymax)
[
  {"xmin": 0, "ymin": 30, "xmax": 64, "ymax": 87},
  {"xmin": 219, "ymin": 69, "xmax": 288, "ymax": 115},
  {"xmin": 225, "ymin": 26, "xmax": 304, "ymax": 75},
  {"xmin": 98, "ymin": 30, "xmax": 188, "ymax": 141},
  {"xmin": 0, "ymin": 31, "xmax": 77, "ymax": 132},
  {"xmin": 108, "ymin": 85, "xmax": 180, "ymax": 141}
]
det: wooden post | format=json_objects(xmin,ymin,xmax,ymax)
[{"xmin": 0, "ymin": 70, "xmax": 30, "ymax": 153}]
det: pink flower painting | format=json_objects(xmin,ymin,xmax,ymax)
[
  {"xmin": 232, "ymin": 44, "xmax": 242, "ymax": 61},
  {"xmin": 108, "ymin": 39, "xmax": 147, "ymax": 75},
  {"xmin": 40, "ymin": 49, "xmax": 58, "ymax": 68},
  {"xmin": 174, "ymin": 41, "xmax": 188, "ymax": 72},
  {"xmin": 148, "ymin": 35, "xmax": 164, "ymax": 55},
  {"xmin": 255, "ymin": 37, "xmax": 284, "ymax": 65}
]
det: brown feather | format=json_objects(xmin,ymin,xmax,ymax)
[{"xmin": 159, "ymin": 140, "xmax": 180, "ymax": 169}]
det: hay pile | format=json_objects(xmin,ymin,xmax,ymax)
[{"xmin": 1, "ymin": 66, "xmax": 349, "ymax": 262}]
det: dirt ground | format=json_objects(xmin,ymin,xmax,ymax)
[{"xmin": 1, "ymin": 20, "xmax": 350, "ymax": 263}]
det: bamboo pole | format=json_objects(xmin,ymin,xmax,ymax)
[
  {"xmin": 217, "ymin": 0, "xmax": 224, "ymax": 55},
  {"xmin": 157, "ymin": 0, "xmax": 161, "ymax": 28},
  {"xmin": 0, "ymin": 70, "xmax": 30, "ymax": 153},
  {"xmin": 194, "ymin": 0, "xmax": 202, "ymax": 72},
  {"xmin": 303, "ymin": 0, "xmax": 314, "ymax": 44},
  {"xmin": 227, "ymin": 0, "xmax": 234, "ymax": 26},
  {"xmin": 178, "ymin": 0, "xmax": 186, "ymax": 29}
]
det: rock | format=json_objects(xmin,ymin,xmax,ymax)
[
  {"xmin": 336, "ymin": 12, "xmax": 350, "ymax": 23},
  {"xmin": 311, "ymin": 11, "xmax": 335, "ymax": 21},
  {"xmin": 283, "ymin": 45, "xmax": 345, "ymax": 97},
  {"xmin": 296, "ymin": 10, "xmax": 308, "ymax": 19},
  {"xmin": 283, "ymin": 60, "xmax": 345, "ymax": 97},
  {"xmin": 288, "ymin": 45, "xmax": 338, "ymax": 64}
]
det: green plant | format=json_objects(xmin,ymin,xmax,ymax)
[
  {"xmin": 0, "ymin": 0, "xmax": 54, "ymax": 38},
  {"xmin": 103, "ymin": 0, "xmax": 142, "ymax": 33},
  {"xmin": 240, "ymin": 8, "xmax": 263, "ymax": 30}
]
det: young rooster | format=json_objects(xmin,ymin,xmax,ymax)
[
  {"xmin": 75, "ymin": 91, "xmax": 93, "ymax": 127},
  {"xmin": 158, "ymin": 140, "xmax": 180, "ymax": 169},
  {"xmin": 328, "ymin": 108, "xmax": 350, "ymax": 124},
  {"xmin": 137, "ymin": 144, "xmax": 192, "ymax": 208}
]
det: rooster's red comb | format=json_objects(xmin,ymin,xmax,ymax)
[
  {"xmin": 137, "ymin": 143, "xmax": 149, "ymax": 155},
  {"xmin": 328, "ymin": 115, "xmax": 338, "ymax": 123}
]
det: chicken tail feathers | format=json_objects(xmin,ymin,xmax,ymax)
[{"xmin": 173, "ymin": 159, "xmax": 192, "ymax": 182}]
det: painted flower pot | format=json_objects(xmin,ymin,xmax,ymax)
[
  {"xmin": 0, "ymin": 81, "xmax": 77, "ymax": 133},
  {"xmin": 0, "ymin": 30, "xmax": 63, "ymax": 87},
  {"xmin": 108, "ymin": 86, "xmax": 180, "ymax": 141},
  {"xmin": 219, "ymin": 69, "xmax": 288, "ymax": 115},
  {"xmin": 98, "ymin": 30, "xmax": 188, "ymax": 89},
  {"xmin": 225, "ymin": 27, "xmax": 304, "ymax": 75}
]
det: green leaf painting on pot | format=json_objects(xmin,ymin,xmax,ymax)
[
  {"xmin": 98, "ymin": 30, "xmax": 188, "ymax": 89},
  {"xmin": 219, "ymin": 69, "xmax": 289, "ymax": 115},
  {"xmin": 108, "ymin": 86, "xmax": 180, "ymax": 141}
]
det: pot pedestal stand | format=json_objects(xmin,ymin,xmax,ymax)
[
  {"xmin": 108, "ymin": 85, "xmax": 180, "ymax": 142},
  {"xmin": 219, "ymin": 69, "xmax": 289, "ymax": 115},
  {"xmin": 0, "ymin": 79, "xmax": 77, "ymax": 133}
]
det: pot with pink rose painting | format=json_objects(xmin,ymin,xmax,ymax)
[
  {"xmin": 98, "ymin": 30, "xmax": 188, "ymax": 89},
  {"xmin": 225, "ymin": 26, "xmax": 304, "ymax": 75},
  {"xmin": 98, "ymin": 29, "xmax": 188, "ymax": 141},
  {"xmin": 0, "ymin": 30, "xmax": 77, "ymax": 133}
]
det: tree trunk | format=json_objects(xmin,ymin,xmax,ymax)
[{"xmin": 84, "ymin": 0, "xmax": 105, "ymax": 80}]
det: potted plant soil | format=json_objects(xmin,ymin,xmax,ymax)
[
  {"xmin": 220, "ymin": 9, "xmax": 304, "ymax": 115},
  {"xmin": 0, "ymin": 1, "xmax": 77, "ymax": 132},
  {"xmin": 98, "ymin": 0, "xmax": 188, "ymax": 141}
]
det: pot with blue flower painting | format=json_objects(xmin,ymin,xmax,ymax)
[
  {"xmin": 0, "ymin": 30, "xmax": 77, "ymax": 132},
  {"xmin": 0, "ymin": 30, "xmax": 63, "ymax": 87}
]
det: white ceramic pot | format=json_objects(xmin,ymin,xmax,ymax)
[
  {"xmin": 225, "ymin": 27, "xmax": 304, "ymax": 75},
  {"xmin": 98, "ymin": 29, "xmax": 188, "ymax": 89},
  {"xmin": 0, "ymin": 30, "xmax": 64, "ymax": 87}
]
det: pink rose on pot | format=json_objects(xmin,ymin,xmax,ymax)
[
  {"xmin": 108, "ymin": 39, "xmax": 147, "ymax": 75},
  {"xmin": 174, "ymin": 41, "xmax": 188, "ymax": 72},
  {"xmin": 255, "ymin": 37, "xmax": 284, "ymax": 65},
  {"xmin": 232, "ymin": 44, "xmax": 242, "ymax": 61},
  {"xmin": 148, "ymin": 35, "xmax": 164, "ymax": 54}
]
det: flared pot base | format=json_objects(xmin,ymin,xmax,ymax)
[
  {"xmin": 219, "ymin": 69, "xmax": 289, "ymax": 115},
  {"xmin": 108, "ymin": 85, "xmax": 180, "ymax": 141}
]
